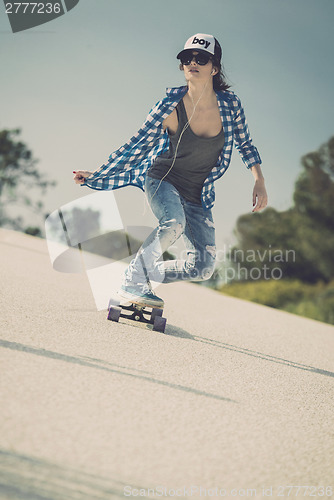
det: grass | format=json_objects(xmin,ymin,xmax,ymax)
[{"xmin": 218, "ymin": 279, "xmax": 334, "ymax": 325}]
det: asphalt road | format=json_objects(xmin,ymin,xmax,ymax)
[{"xmin": 1, "ymin": 228, "xmax": 333, "ymax": 500}]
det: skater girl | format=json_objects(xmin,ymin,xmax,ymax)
[{"xmin": 74, "ymin": 33, "xmax": 268, "ymax": 307}]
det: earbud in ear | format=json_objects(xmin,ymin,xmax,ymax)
[{"xmin": 211, "ymin": 70, "xmax": 215, "ymax": 76}]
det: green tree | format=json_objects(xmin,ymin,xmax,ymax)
[
  {"xmin": 221, "ymin": 136, "xmax": 334, "ymax": 284},
  {"xmin": 0, "ymin": 128, "xmax": 55, "ymax": 233},
  {"xmin": 294, "ymin": 136, "xmax": 334, "ymax": 228}
]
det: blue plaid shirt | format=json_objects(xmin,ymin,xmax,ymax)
[{"xmin": 83, "ymin": 85, "xmax": 261, "ymax": 209}]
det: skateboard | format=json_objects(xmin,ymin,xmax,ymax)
[{"xmin": 107, "ymin": 296, "xmax": 167, "ymax": 333}]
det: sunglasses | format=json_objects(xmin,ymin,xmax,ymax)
[{"xmin": 180, "ymin": 52, "xmax": 212, "ymax": 66}]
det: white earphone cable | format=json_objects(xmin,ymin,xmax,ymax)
[{"xmin": 144, "ymin": 75, "xmax": 212, "ymax": 212}]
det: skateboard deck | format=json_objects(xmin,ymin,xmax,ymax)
[{"xmin": 107, "ymin": 295, "xmax": 167, "ymax": 333}]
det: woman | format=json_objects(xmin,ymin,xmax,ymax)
[{"xmin": 74, "ymin": 33, "xmax": 268, "ymax": 307}]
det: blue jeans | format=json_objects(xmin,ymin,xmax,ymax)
[{"xmin": 125, "ymin": 176, "xmax": 216, "ymax": 285}]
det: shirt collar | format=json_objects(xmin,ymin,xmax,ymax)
[
  {"xmin": 165, "ymin": 85, "xmax": 188, "ymax": 98},
  {"xmin": 165, "ymin": 85, "xmax": 231, "ymax": 103}
]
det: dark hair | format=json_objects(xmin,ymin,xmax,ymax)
[
  {"xmin": 210, "ymin": 37, "xmax": 230, "ymax": 91},
  {"xmin": 212, "ymin": 58, "xmax": 230, "ymax": 91},
  {"xmin": 179, "ymin": 36, "xmax": 230, "ymax": 91}
]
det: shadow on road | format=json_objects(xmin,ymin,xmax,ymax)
[
  {"xmin": 167, "ymin": 326, "xmax": 334, "ymax": 379},
  {"xmin": 0, "ymin": 340, "xmax": 235, "ymax": 403},
  {"xmin": 0, "ymin": 449, "xmax": 150, "ymax": 500}
]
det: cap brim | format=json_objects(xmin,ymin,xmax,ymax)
[{"xmin": 176, "ymin": 48, "xmax": 212, "ymax": 59}]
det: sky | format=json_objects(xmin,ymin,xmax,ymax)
[{"xmin": 1, "ymin": 0, "xmax": 334, "ymax": 252}]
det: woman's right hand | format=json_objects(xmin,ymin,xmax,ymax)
[{"xmin": 73, "ymin": 170, "xmax": 93, "ymax": 184}]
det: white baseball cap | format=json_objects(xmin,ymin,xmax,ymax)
[{"xmin": 177, "ymin": 33, "xmax": 220, "ymax": 59}]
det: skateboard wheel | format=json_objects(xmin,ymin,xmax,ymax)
[
  {"xmin": 153, "ymin": 316, "xmax": 167, "ymax": 333},
  {"xmin": 107, "ymin": 306, "xmax": 122, "ymax": 322},
  {"xmin": 151, "ymin": 307, "xmax": 163, "ymax": 323}
]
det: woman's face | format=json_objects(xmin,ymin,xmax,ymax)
[{"xmin": 181, "ymin": 51, "xmax": 216, "ymax": 84}]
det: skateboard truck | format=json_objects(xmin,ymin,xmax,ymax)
[{"xmin": 107, "ymin": 298, "xmax": 167, "ymax": 333}]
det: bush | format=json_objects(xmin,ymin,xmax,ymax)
[
  {"xmin": 219, "ymin": 279, "xmax": 334, "ymax": 324},
  {"xmin": 25, "ymin": 226, "xmax": 42, "ymax": 237}
]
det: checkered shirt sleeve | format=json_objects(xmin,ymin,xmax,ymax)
[
  {"xmin": 82, "ymin": 97, "xmax": 175, "ymax": 192},
  {"xmin": 231, "ymin": 93, "xmax": 261, "ymax": 168}
]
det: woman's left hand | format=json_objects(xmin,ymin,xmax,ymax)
[{"xmin": 252, "ymin": 179, "xmax": 268, "ymax": 212}]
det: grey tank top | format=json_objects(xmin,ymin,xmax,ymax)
[{"xmin": 148, "ymin": 98, "xmax": 225, "ymax": 204}]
